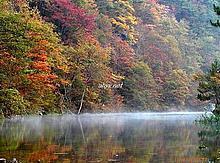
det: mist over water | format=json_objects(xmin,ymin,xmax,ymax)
[{"xmin": 0, "ymin": 112, "xmax": 208, "ymax": 162}]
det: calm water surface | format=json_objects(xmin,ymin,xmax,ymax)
[{"xmin": 0, "ymin": 112, "xmax": 210, "ymax": 162}]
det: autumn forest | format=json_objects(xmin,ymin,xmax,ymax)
[{"xmin": 0, "ymin": 0, "xmax": 220, "ymax": 117}]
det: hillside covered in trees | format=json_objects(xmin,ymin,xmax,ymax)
[{"xmin": 0, "ymin": 0, "xmax": 219, "ymax": 117}]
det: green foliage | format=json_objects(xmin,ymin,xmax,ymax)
[
  {"xmin": 0, "ymin": 89, "xmax": 29, "ymax": 117},
  {"xmin": 120, "ymin": 62, "xmax": 158, "ymax": 110},
  {"xmin": 162, "ymin": 69, "xmax": 190, "ymax": 106},
  {"xmin": 196, "ymin": 60, "xmax": 220, "ymax": 114},
  {"xmin": 210, "ymin": 4, "xmax": 220, "ymax": 27},
  {"xmin": 196, "ymin": 114, "xmax": 220, "ymax": 162}
]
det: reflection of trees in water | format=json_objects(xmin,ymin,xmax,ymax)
[
  {"xmin": 0, "ymin": 119, "xmax": 26, "ymax": 152},
  {"xmin": 0, "ymin": 115, "xmax": 202, "ymax": 162},
  {"xmin": 197, "ymin": 117, "xmax": 220, "ymax": 163}
]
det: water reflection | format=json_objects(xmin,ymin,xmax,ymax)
[
  {"xmin": 197, "ymin": 116, "xmax": 220, "ymax": 163},
  {"xmin": 0, "ymin": 112, "xmax": 207, "ymax": 162}
]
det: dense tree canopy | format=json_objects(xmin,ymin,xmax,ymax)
[
  {"xmin": 0, "ymin": 0, "xmax": 219, "ymax": 117},
  {"xmin": 0, "ymin": 1, "xmax": 68, "ymax": 117}
]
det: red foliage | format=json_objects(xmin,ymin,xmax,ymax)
[
  {"xmin": 111, "ymin": 37, "xmax": 135, "ymax": 73},
  {"xmin": 148, "ymin": 0, "xmax": 158, "ymax": 4},
  {"xmin": 49, "ymin": 0, "xmax": 96, "ymax": 33},
  {"xmin": 146, "ymin": 44, "xmax": 169, "ymax": 63}
]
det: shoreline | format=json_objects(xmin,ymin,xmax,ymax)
[{"xmin": 0, "ymin": 111, "xmax": 210, "ymax": 120}]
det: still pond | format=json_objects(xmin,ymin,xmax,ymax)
[{"xmin": 0, "ymin": 112, "xmax": 217, "ymax": 162}]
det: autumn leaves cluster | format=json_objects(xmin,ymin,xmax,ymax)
[{"xmin": 0, "ymin": 0, "xmax": 219, "ymax": 117}]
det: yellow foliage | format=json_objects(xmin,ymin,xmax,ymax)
[
  {"xmin": 111, "ymin": 18, "xmax": 129, "ymax": 30},
  {"xmin": 108, "ymin": 0, "xmax": 139, "ymax": 44}
]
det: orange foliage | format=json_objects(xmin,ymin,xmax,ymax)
[
  {"xmin": 26, "ymin": 39, "xmax": 60, "ymax": 91},
  {"xmin": 28, "ymin": 143, "xmax": 72, "ymax": 162},
  {"xmin": 32, "ymin": 61, "xmax": 51, "ymax": 72}
]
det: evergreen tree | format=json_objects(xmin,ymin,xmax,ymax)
[
  {"xmin": 196, "ymin": 60, "xmax": 220, "ymax": 115},
  {"xmin": 196, "ymin": 4, "xmax": 220, "ymax": 115},
  {"xmin": 210, "ymin": 4, "xmax": 220, "ymax": 27}
]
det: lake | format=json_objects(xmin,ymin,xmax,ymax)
[{"xmin": 0, "ymin": 112, "xmax": 210, "ymax": 162}]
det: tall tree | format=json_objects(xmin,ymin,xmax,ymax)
[{"xmin": 196, "ymin": 60, "xmax": 220, "ymax": 115}]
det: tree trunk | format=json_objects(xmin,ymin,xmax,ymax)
[{"xmin": 77, "ymin": 88, "xmax": 85, "ymax": 114}]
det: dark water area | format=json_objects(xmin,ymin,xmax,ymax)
[{"xmin": 0, "ymin": 112, "xmax": 211, "ymax": 162}]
